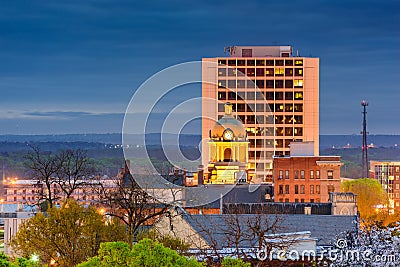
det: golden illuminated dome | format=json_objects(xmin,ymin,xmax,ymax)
[{"xmin": 210, "ymin": 102, "xmax": 246, "ymax": 141}]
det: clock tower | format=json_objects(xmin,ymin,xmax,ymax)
[{"xmin": 205, "ymin": 102, "xmax": 249, "ymax": 184}]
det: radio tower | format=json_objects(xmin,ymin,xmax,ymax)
[{"xmin": 361, "ymin": 100, "xmax": 369, "ymax": 178}]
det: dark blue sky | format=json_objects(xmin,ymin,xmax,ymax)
[{"xmin": 0, "ymin": 0, "xmax": 398, "ymax": 135}]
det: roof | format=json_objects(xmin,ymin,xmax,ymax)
[{"xmin": 182, "ymin": 213, "xmax": 358, "ymax": 248}]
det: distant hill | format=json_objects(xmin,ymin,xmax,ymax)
[{"xmin": 0, "ymin": 134, "xmax": 399, "ymax": 149}]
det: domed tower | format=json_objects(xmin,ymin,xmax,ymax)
[{"xmin": 206, "ymin": 102, "xmax": 249, "ymax": 184}]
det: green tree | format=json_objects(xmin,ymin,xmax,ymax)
[
  {"xmin": 221, "ymin": 257, "xmax": 250, "ymax": 267},
  {"xmin": 78, "ymin": 239, "xmax": 204, "ymax": 267},
  {"xmin": 341, "ymin": 178, "xmax": 389, "ymax": 219},
  {"xmin": 10, "ymin": 199, "xmax": 126, "ymax": 266},
  {"xmin": 136, "ymin": 229, "xmax": 190, "ymax": 253}
]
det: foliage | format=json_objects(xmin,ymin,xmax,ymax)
[
  {"xmin": 78, "ymin": 239, "xmax": 204, "ymax": 267},
  {"xmin": 77, "ymin": 242, "xmax": 131, "ymax": 267},
  {"xmin": 341, "ymin": 178, "xmax": 389, "ymax": 219},
  {"xmin": 0, "ymin": 253, "xmax": 36, "ymax": 267},
  {"xmin": 10, "ymin": 199, "xmax": 126, "ymax": 266},
  {"xmin": 221, "ymin": 257, "xmax": 250, "ymax": 267},
  {"xmin": 136, "ymin": 229, "xmax": 190, "ymax": 253}
]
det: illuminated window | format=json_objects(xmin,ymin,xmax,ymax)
[
  {"xmin": 218, "ymin": 59, "xmax": 226, "ymax": 65},
  {"xmin": 275, "ymin": 104, "xmax": 284, "ymax": 112},
  {"xmin": 285, "ymin": 104, "xmax": 293, "ymax": 112},
  {"xmin": 275, "ymin": 68, "xmax": 284, "ymax": 76},
  {"xmin": 218, "ymin": 68, "xmax": 226, "ymax": 76},
  {"xmin": 310, "ymin": 170, "xmax": 314, "ymax": 179},
  {"xmin": 295, "ymin": 60, "xmax": 303, "ymax": 66},
  {"xmin": 218, "ymin": 80, "xmax": 226, "ymax": 88},
  {"xmin": 276, "ymin": 127, "xmax": 284, "ymax": 136},
  {"xmin": 285, "ymin": 127, "xmax": 293, "ymax": 136},
  {"xmin": 294, "ymin": 92, "xmax": 303, "ymax": 100},
  {"xmin": 218, "ymin": 92, "xmax": 226, "ymax": 100},
  {"xmin": 294, "ymin": 79, "xmax": 303, "ymax": 88},
  {"xmin": 295, "ymin": 68, "xmax": 303, "ymax": 76},
  {"xmin": 294, "ymin": 127, "xmax": 303, "ymax": 136},
  {"xmin": 328, "ymin": 170, "xmax": 334, "ymax": 179},
  {"xmin": 228, "ymin": 68, "xmax": 236, "ymax": 76},
  {"xmin": 279, "ymin": 170, "xmax": 283, "ymax": 179}
]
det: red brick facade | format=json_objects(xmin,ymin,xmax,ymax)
[{"xmin": 273, "ymin": 156, "xmax": 342, "ymax": 203}]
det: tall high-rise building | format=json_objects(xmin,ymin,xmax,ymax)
[{"xmin": 202, "ymin": 46, "xmax": 319, "ymax": 183}]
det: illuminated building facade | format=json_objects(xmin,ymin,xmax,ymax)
[
  {"xmin": 202, "ymin": 46, "xmax": 319, "ymax": 183},
  {"xmin": 370, "ymin": 161, "xmax": 400, "ymax": 209},
  {"xmin": 205, "ymin": 102, "xmax": 249, "ymax": 184}
]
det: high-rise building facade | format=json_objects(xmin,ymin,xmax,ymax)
[{"xmin": 202, "ymin": 46, "xmax": 319, "ymax": 183}]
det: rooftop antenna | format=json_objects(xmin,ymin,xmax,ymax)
[
  {"xmin": 224, "ymin": 46, "xmax": 236, "ymax": 56},
  {"xmin": 361, "ymin": 100, "xmax": 369, "ymax": 178}
]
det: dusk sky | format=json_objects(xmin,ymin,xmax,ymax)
[{"xmin": 0, "ymin": 0, "xmax": 398, "ymax": 135}]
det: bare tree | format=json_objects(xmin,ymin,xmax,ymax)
[
  {"xmin": 55, "ymin": 149, "xmax": 93, "ymax": 199},
  {"xmin": 94, "ymin": 171, "xmax": 173, "ymax": 248},
  {"xmin": 25, "ymin": 146, "xmax": 61, "ymax": 209}
]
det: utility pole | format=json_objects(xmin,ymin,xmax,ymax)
[{"xmin": 361, "ymin": 100, "xmax": 369, "ymax": 178}]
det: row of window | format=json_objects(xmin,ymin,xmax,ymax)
[
  {"xmin": 278, "ymin": 170, "xmax": 334, "ymax": 179},
  {"xmin": 217, "ymin": 91, "xmax": 304, "ymax": 101},
  {"xmin": 218, "ymin": 67, "xmax": 303, "ymax": 77},
  {"xmin": 217, "ymin": 114, "xmax": 304, "ymax": 125},
  {"xmin": 218, "ymin": 59, "xmax": 303, "ymax": 67},
  {"xmin": 278, "ymin": 185, "xmax": 322, "ymax": 195},
  {"xmin": 218, "ymin": 79, "xmax": 304, "ymax": 89},
  {"xmin": 245, "ymin": 126, "xmax": 303, "ymax": 137},
  {"xmin": 218, "ymin": 103, "xmax": 303, "ymax": 113},
  {"xmin": 277, "ymin": 198, "xmax": 321, "ymax": 203}
]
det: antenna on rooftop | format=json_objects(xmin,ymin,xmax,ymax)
[
  {"xmin": 361, "ymin": 100, "xmax": 369, "ymax": 178},
  {"xmin": 224, "ymin": 46, "xmax": 236, "ymax": 56}
]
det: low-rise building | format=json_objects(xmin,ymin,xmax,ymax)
[{"xmin": 273, "ymin": 142, "xmax": 342, "ymax": 203}]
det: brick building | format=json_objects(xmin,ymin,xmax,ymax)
[{"xmin": 273, "ymin": 142, "xmax": 342, "ymax": 203}]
